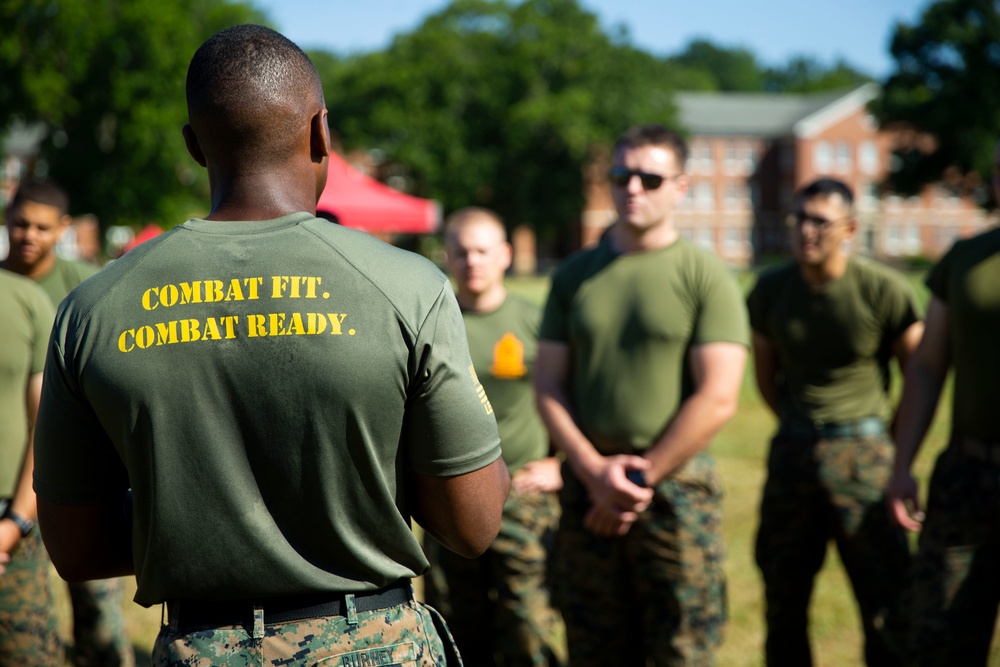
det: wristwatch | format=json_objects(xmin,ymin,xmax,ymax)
[{"xmin": 2, "ymin": 509, "xmax": 34, "ymax": 537}]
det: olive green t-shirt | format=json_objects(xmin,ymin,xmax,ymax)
[
  {"xmin": 539, "ymin": 235, "xmax": 750, "ymax": 450},
  {"xmin": 463, "ymin": 294, "xmax": 548, "ymax": 473},
  {"xmin": 36, "ymin": 256, "xmax": 100, "ymax": 306},
  {"xmin": 34, "ymin": 213, "xmax": 502, "ymax": 606},
  {"xmin": 747, "ymin": 257, "xmax": 920, "ymax": 425},
  {"xmin": 926, "ymin": 226, "xmax": 1000, "ymax": 440},
  {"xmin": 0, "ymin": 270, "xmax": 54, "ymax": 497}
]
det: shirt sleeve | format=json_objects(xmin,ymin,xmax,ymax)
[
  {"xmin": 538, "ymin": 268, "xmax": 571, "ymax": 343},
  {"xmin": 746, "ymin": 276, "xmax": 768, "ymax": 335},
  {"xmin": 402, "ymin": 283, "xmax": 502, "ymax": 477},
  {"xmin": 693, "ymin": 258, "xmax": 751, "ymax": 348},
  {"xmin": 878, "ymin": 272, "xmax": 921, "ymax": 341},
  {"xmin": 925, "ymin": 244, "xmax": 955, "ymax": 303},
  {"xmin": 34, "ymin": 306, "xmax": 129, "ymax": 505}
]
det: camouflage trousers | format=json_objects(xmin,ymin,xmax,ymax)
[
  {"xmin": 153, "ymin": 595, "xmax": 460, "ymax": 666},
  {"xmin": 557, "ymin": 452, "xmax": 726, "ymax": 667},
  {"xmin": 69, "ymin": 577, "xmax": 135, "ymax": 667},
  {"xmin": 0, "ymin": 527, "xmax": 62, "ymax": 665},
  {"xmin": 755, "ymin": 433, "xmax": 910, "ymax": 667},
  {"xmin": 908, "ymin": 442, "xmax": 1000, "ymax": 666},
  {"xmin": 423, "ymin": 488, "xmax": 566, "ymax": 667}
]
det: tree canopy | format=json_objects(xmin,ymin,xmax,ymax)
[
  {"xmin": 872, "ymin": 0, "xmax": 1000, "ymax": 205},
  {"xmin": 0, "ymin": 0, "xmax": 266, "ymax": 227}
]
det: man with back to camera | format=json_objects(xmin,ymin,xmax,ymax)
[
  {"xmin": 32, "ymin": 24, "xmax": 510, "ymax": 666},
  {"xmin": 747, "ymin": 178, "xmax": 922, "ymax": 666},
  {"xmin": 422, "ymin": 207, "xmax": 566, "ymax": 667},
  {"xmin": 2, "ymin": 180, "xmax": 134, "ymax": 667},
  {"xmin": 887, "ymin": 139, "xmax": 1000, "ymax": 666},
  {"xmin": 0, "ymin": 268, "xmax": 60, "ymax": 664},
  {"xmin": 534, "ymin": 124, "xmax": 749, "ymax": 666}
]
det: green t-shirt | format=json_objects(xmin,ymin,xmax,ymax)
[
  {"xmin": 462, "ymin": 294, "xmax": 548, "ymax": 473},
  {"xmin": 539, "ymin": 235, "xmax": 750, "ymax": 450},
  {"xmin": 925, "ymin": 226, "xmax": 1000, "ymax": 440},
  {"xmin": 34, "ymin": 212, "xmax": 502, "ymax": 606},
  {"xmin": 36, "ymin": 256, "xmax": 100, "ymax": 306},
  {"xmin": 747, "ymin": 257, "xmax": 920, "ymax": 426},
  {"xmin": 0, "ymin": 270, "xmax": 55, "ymax": 497}
]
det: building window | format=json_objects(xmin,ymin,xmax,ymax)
[
  {"xmin": 722, "ymin": 228, "xmax": 747, "ymax": 254},
  {"xmin": 884, "ymin": 226, "xmax": 901, "ymax": 256},
  {"xmin": 724, "ymin": 141, "xmax": 755, "ymax": 174},
  {"xmin": 835, "ymin": 142, "xmax": 852, "ymax": 173},
  {"xmin": 859, "ymin": 182, "xmax": 879, "ymax": 211},
  {"xmin": 690, "ymin": 142, "xmax": 714, "ymax": 174},
  {"xmin": 693, "ymin": 227, "xmax": 714, "ymax": 251},
  {"xmin": 859, "ymin": 141, "xmax": 878, "ymax": 174},
  {"xmin": 814, "ymin": 141, "xmax": 832, "ymax": 173},
  {"xmin": 903, "ymin": 225, "xmax": 922, "ymax": 255},
  {"xmin": 724, "ymin": 182, "xmax": 748, "ymax": 210},
  {"xmin": 692, "ymin": 182, "xmax": 715, "ymax": 210}
]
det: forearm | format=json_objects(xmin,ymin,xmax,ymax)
[
  {"xmin": 535, "ymin": 386, "xmax": 602, "ymax": 480},
  {"xmin": 644, "ymin": 390, "xmax": 738, "ymax": 484},
  {"xmin": 893, "ymin": 363, "xmax": 946, "ymax": 474},
  {"xmin": 412, "ymin": 457, "xmax": 510, "ymax": 558}
]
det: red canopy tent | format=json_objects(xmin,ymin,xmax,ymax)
[{"xmin": 317, "ymin": 152, "xmax": 440, "ymax": 234}]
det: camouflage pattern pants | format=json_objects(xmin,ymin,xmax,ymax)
[
  {"xmin": 69, "ymin": 577, "xmax": 135, "ymax": 667},
  {"xmin": 755, "ymin": 433, "xmax": 910, "ymax": 667},
  {"xmin": 0, "ymin": 528, "xmax": 62, "ymax": 665},
  {"xmin": 557, "ymin": 452, "xmax": 726, "ymax": 667},
  {"xmin": 423, "ymin": 488, "xmax": 566, "ymax": 667},
  {"xmin": 909, "ymin": 443, "xmax": 1000, "ymax": 666},
  {"xmin": 153, "ymin": 597, "xmax": 459, "ymax": 666}
]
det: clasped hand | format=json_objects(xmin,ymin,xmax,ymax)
[{"xmin": 582, "ymin": 455, "xmax": 654, "ymax": 538}]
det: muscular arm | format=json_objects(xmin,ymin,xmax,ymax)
[
  {"xmin": 643, "ymin": 342, "xmax": 747, "ymax": 484},
  {"xmin": 887, "ymin": 298, "xmax": 950, "ymax": 532},
  {"xmin": 751, "ymin": 331, "xmax": 780, "ymax": 416},
  {"xmin": 411, "ymin": 458, "xmax": 510, "ymax": 558},
  {"xmin": 534, "ymin": 340, "xmax": 652, "ymax": 537}
]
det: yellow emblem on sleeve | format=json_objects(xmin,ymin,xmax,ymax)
[{"xmin": 468, "ymin": 364, "xmax": 494, "ymax": 415}]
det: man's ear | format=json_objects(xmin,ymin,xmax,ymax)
[
  {"xmin": 310, "ymin": 109, "xmax": 331, "ymax": 164},
  {"xmin": 182, "ymin": 124, "xmax": 207, "ymax": 167}
]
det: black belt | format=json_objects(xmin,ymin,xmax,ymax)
[
  {"xmin": 167, "ymin": 580, "xmax": 412, "ymax": 630},
  {"xmin": 779, "ymin": 417, "xmax": 886, "ymax": 440},
  {"xmin": 956, "ymin": 436, "xmax": 1000, "ymax": 466}
]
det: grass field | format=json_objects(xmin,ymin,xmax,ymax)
[{"xmin": 79, "ymin": 270, "xmax": 996, "ymax": 665}]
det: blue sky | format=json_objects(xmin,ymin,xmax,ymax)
[{"xmin": 251, "ymin": 0, "xmax": 930, "ymax": 78}]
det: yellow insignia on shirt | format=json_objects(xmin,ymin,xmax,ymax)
[
  {"xmin": 490, "ymin": 332, "xmax": 526, "ymax": 379},
  {"xmin": 469, "ymin": 364, "xmax": 494, "ymax": 415}
]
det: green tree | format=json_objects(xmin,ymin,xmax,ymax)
[
  {"xmin": 0, "ymin": 0, "xmax": 266, "ymax": 228},
  {"xmin": 321, "ymin": 0, "xmax": 689, "ymax": 239},
  {"xmin": 872, "ymin": 0, "xmax": 1000, "ymax": 204},
  {"xmin": 669, "ymin": 38, "xmax": 764, "ymax": 92},
  {"xmin": 764, "ymin": 56, "xmax": 872, "ymax": 93}
]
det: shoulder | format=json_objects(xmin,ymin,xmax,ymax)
[
  {"xmin": 0, "ymin": 269, "xmax": 54, "ymax": 321},
  {"xmin": 847, "ymin": 256, "xmax": 914, "ymax": 300},
  {"xmin": 939, "ymin": 226, "xmax": 1000, "ymax": 268}
]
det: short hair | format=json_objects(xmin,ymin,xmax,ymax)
[
  {"xmin": 444, "ymin": 207, "xmax": 507, "ymax": 243},
  {"xmin": 186, "ymin": 25, "xmax": 324, "ymax": 169},
  {"xmin": 796, "ymin": 178, "xmax": 855, "ymax": 210},
  {"xmin": 8, "ymin": 180, "xmax": 69, "ymax": 217},
  {"xmin": 614, "ymin": 124, "xmax": 689, "ymax": 170}
]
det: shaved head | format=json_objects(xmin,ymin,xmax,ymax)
[
  {"xmin": 186, "ymin": 24, "xmax": 324, "ymax": 171},
  {"xmin": 444, "ymin": 207, "xmax": 507, "ymax": 244}
]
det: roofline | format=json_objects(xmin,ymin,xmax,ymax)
[{"xmin": 793, "ymin": 82, "xmax": 881, "ymax": 139}]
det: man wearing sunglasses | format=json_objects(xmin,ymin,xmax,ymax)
[
  {"xmin": 747, "ymin": 178, "xmax": 922, "ymax": 666},
  {"xmin": 535, "ymin": 124, "xmax": 749, "ymax": 665},
  {"xmin": 888, "ymin": 140, "xmax": 1000, "ymax": 665}
]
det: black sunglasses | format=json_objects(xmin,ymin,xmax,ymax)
[
  {"xmin": 788, "ymin": 212, "xmax": 852, "ymax": 230},
  {"xmin": 608, "ymin": 167, "xmax": 679, "ymax": 191}
]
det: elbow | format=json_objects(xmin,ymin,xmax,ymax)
[{"xmin": 714, "ymin": 394, "xmax": 740, "ymax": 426}]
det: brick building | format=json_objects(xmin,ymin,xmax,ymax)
[{"xmin": 582, "ymin": 84, "xmax": 995, "ymax": 266}]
